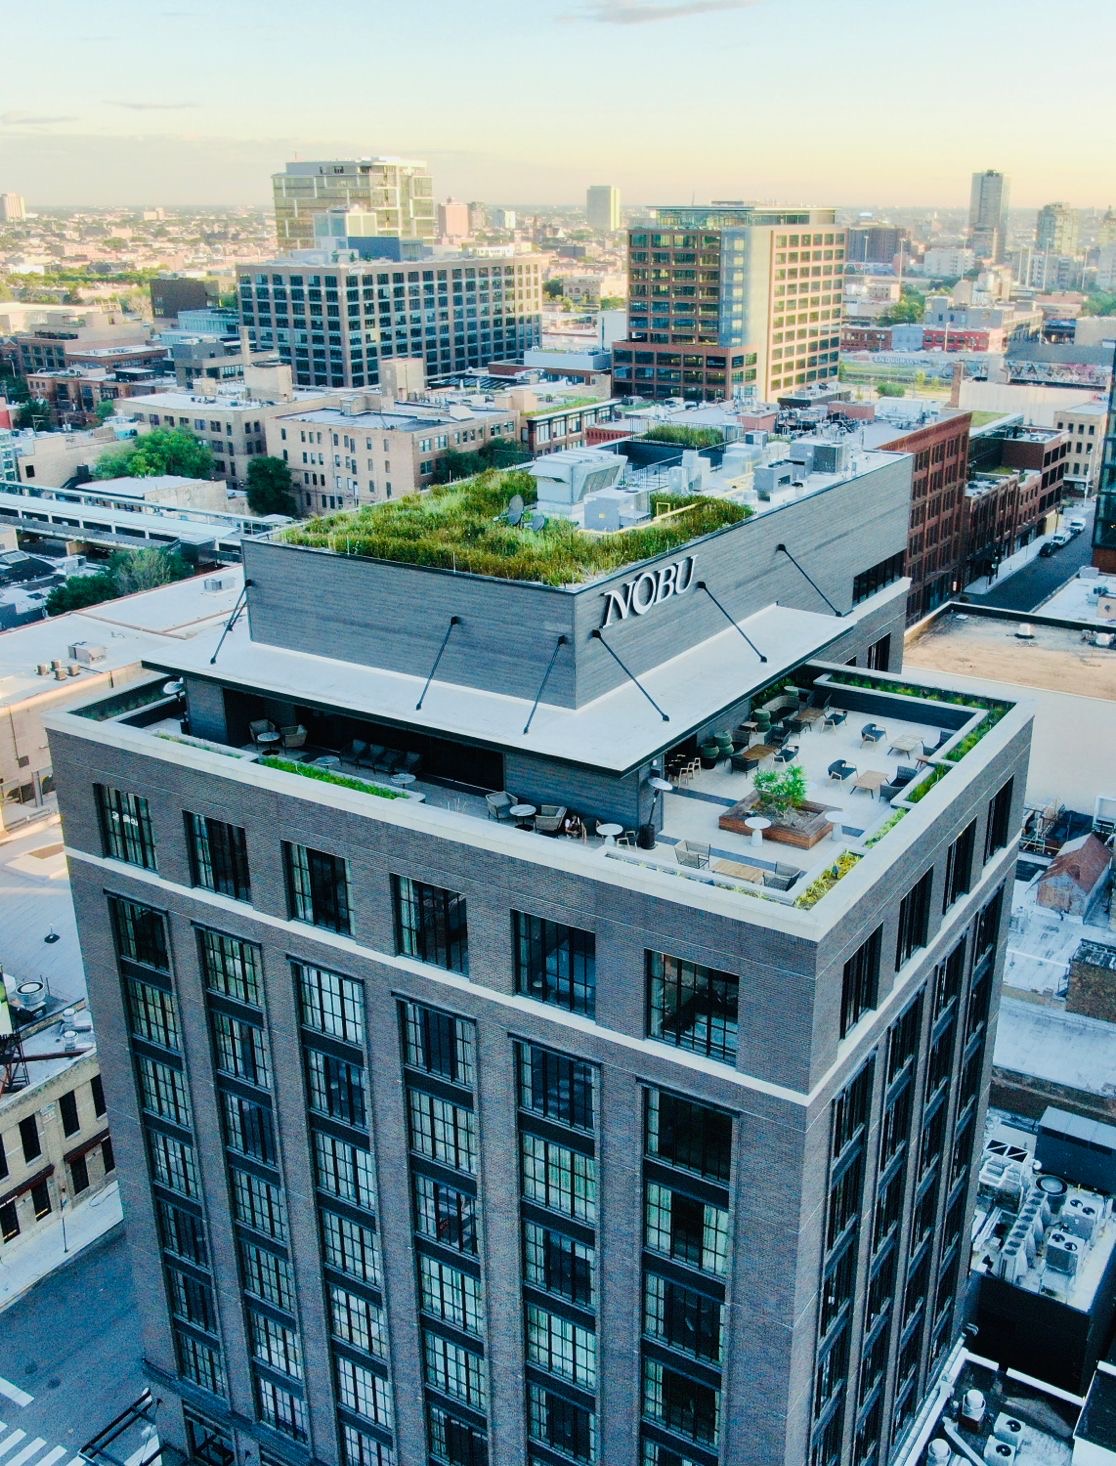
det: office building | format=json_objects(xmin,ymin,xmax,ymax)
[
  {"xmin": 0, "ymin": 193, "xmax": 27, "ymax": 223},
  {"xmin": 272, "ymin": 159, "xmax": 436, "ymax": 252},
  {"xmin": 968, "ymin": 170, "xmax": 1010, "ymax": 262},
  {"xmin": 1092, "ymin": 355, "xmax": 1116, "ymax": 573},
  {"xmin": 613, "ymin": 204, "xmax": 845, "ymax": 403},
  {"xmin": 586, "ymin": 187, "xmax": 621, "ymax": 234},
  {"xmin": 1053, "ymin": 401, "xmax": 1106, "ymax": 495},
  {"xmin": 846, "ymin": 224, "xmax": 907, "ymax": 267},
  {"xmin": 1035, "ymin": 202, "xmax": 1080, "ymax": 258},
  {"xmin": 238, "ymin": 256, "xmax": 543, "ymax": 391},
  {"xmin": 152, "ymin": 277, "xmax": 211, "ymax": 322},
  {"xmin": 49, "ymin": 435, "xmax": 1029, "ymax": 1466}
]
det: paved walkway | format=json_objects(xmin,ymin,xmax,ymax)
[
  {"xmin": 966, "ymin": 507, "xmax": 1096, "ymax": 613},
  {"xmin": 0, "ymin": 1182, "xmax": 122, "ymax": 1314}
]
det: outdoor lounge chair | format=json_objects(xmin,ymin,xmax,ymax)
[
  {"xmin": 280, "ymin": 724, "xmax": 308, "ymax": 750},
  {"xmin": 774, "ymin": 744, "xmax": 799, "ymax": 765},
  {"xmin": 357, "ymin": 743, "xmax": 385, "ymax": 769},
  {"xmin": 861, "ymin": 722, "xmax": 886, "ymax": 745},
  {"xmin": 893, "ymin": 764, "xmax": 918, "ymax": 787},
  {"xmin": 534, "ymin": 804, "xmax": 567, "ymax": 836},
  {"xmin": 823, "ymin": 709, "xmax": 847, "ymax": 730},
  {"xmin": 731, "ymin": 752, "xmax": 760, "ymax": 775},
  {"xmin": 399, "ymin": 751, "xmax": 423, "ymax": 776},
  {"xmin": 674, "ymin": 840, "xmax": 711, "ymax": 870},
  {"xmin": 764, "ymin": 864, "xmax": 803, "ymax": 892},
  {"xmin": 376, "ymin": 748, "xmax": 404, "ymax": 775},
  {"xmin": 485, "ymin": 790, "xmax": 517, "ymax": 822},
  {"xmin": 342, "ymin": 738, "xmax": 368, "ymax": 763},
  {"xmin": 248, "ymin": 718, "xmax": 277, "ymax": 746},
  {"xmin": 828, "ymin": 759, "xmax": 856, "ymax": 782}
]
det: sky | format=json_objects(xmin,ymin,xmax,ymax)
[{"xmin": 2, "ymin": 0, "xmax": 1114, "ymax": 211}]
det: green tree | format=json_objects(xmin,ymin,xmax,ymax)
[
  {"xmin": 477, "ymin": 436, "xmax": 530, "ymax": 469},
  {"xmin": 46, "ymin": 548, "xmax": 192, "ymax": 615},
  {"xmin": 246, "ymin": 456, "xmax": 298, "ymax": 516},
  {"xmin": 878, "ymin": 285, "xmax": 925, "ymax": 326},
  {"xmin": 876, "ymin": 381, "xmax": 906, "ymax": 398},
  {"xmin": 543, "ymin": 279, "xmax": 564, "ymax": 300},
  {"xmin": 1083, "ymin": 292, "xmax": 1116, "ymax": 317},
  {"xmin": 92, "ymin": 427, "xmax": 214, "ymax": 481},
  {"xmin": 432, "ymin": 449, "xmax": 480, "ymax": 484},
  {"xmin": 753, "ymin": 765, "xmax": 808, "ymax": 821},
  {"xmin": 94, "ymin": 399, "xmax": 116, "ymax": 423}
]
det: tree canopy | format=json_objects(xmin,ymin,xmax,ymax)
[
  {"xmin": 46, "ymin": 548, "xmax": 193, "ymax": 615},
  {"xmin": 92, "ymin": 427, "xmax": 214, "ymax": 481},
  {"xmin": 877, "ymin": 286, "xmax": 926, "ymax": 326},
  {"xmin": 246, "ymin": 456, "xmax": 298, "ymax": 517}
]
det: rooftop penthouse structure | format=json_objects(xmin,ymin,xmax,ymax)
[{"xmin": 48, "ymin": 450, "xmax": 1030, "ymax": 1466}]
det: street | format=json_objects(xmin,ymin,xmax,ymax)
[
  {"xmin": 967, "ymin": 505, "xmax": 1097, "ymax": 613},
  {"xmin": 0, "ymin": 1227, "xmax": 146, "ymax": 1463}
]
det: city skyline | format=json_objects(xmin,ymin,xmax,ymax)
[{"xmin": 2, "ymin": 0, "xmax": 1113, "ymax": 209}]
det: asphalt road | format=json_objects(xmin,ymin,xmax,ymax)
[
  {"xmin": 967, "ymin": 507, "xmax": 1096, "ymax": 613},
  {"xmin": 0, "ymin": 1226, "xmax": 147, "ymax": 1458}
]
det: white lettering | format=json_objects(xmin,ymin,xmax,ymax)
[{"xmin": 599, "ymin": 555, "xmax": 697, "ymax": 628}]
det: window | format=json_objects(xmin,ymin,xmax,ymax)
[
  {"xmin": 518, "ymin": 1045, "xmax": 595, "ymax": 1131},
  {"xmin": 292, "ymin": 961, "xmax": 364, "ymax": 1042},
  {"xmin": 255, "ymin": 1377, "xmax": 306, "ymax": 1439},
  {"xmin": 833, "ymin": 1061, "xmax": 874, "ymax": 1159},
  {"xmin": 514, "ymin": 912, "xmax": 596, "ymax": 1015},
  {"xmin": 337, "ymin": 1356, "xmax": 392, "ymax": 1427},
  {"xmin": 306, "ymin": 1048, "xmax": 366, "ymax": 1128},
  {"xmin": 521, "ymin": 1133, "xmax": 597, "ymax": 1222},
  {"xmin": 1, "ymin": 1201, "xmax": 19, "ymax": 1242},
  {"xmin": 249, "ymin": 1309, "xmax": 302, "ymax": 1379},
  {"xmin": 985, "ymin": 779, "xmax": 1014, "ymax": 861},
  {"xmin": 896, "ymin": 870, "xmax": 934, "ymax": 968},
  {"xmin": 852, "ymin": 551, "xmax": 905, "ymax": 605},
  {"xmin": 59, "ymin": 1089, "xmax": 80, "ymax": 1137},
  {"xmin": 197, "ymin": 928, "xmax": 262, "ymax": 1005},
  {"xmin": 212, "ymin": 1012, "xmax": 270, "ymax": 1087},
  {"xmin": 149, "ymin": 1129, "xmax": 198, "ymax": 1195},
  {"xmin": 313, "ymin": 1130, "xmax": 375, "ymax": 1208},
  {"xmin": 109, "ymin": 896, "xmax": 169, "ymax": 969},
  {"xmin": 414, "ymin": 1174, "xmax": 477, "ymax": 1254},
  {"xmin": 177, "ymin": 1331, "xmax": 225, "ymax": 1398},
  {"xmin": 428, "ymin": 1406, "xmax": 487, "ymax": 1466},
  {"xmin": 19, "ymin": 1114, "xmax": 41, "ymax": 1162},
  {"xmin": 528, "ymin": 1382, "xmax": 595, "ymax": 1463},
  {"xmin": 943, "ymin": 821, "xmax": 976, "ymax": 910},
  {"xmin": 841, "ymin": 928, "xmax": 882, "ymax": 1037},
  {"xmin": 646, "ymin": 952, "xmax": 739, "ymax": 1063},
  {"xmin": 157, "ymin": 1196, "xmax": 208, "ymax": 1264},
  {"xmin": 137, "ymin": 1056, "xmax": 190, "ymax": 1126},
  {"xmin": 241, "ymin": 1240, "xmax": 294, "ymax": 1310},
  {"xmin": 31, "ymin": 1181, "xmax": 51, "ymax": 1219},
  {"xmin": 186, "ymin": 813, "xmax": 251, "ymax": 902},
  {"xmin": 419, "ymin": 1254, "xmax": 484, "ymax": 1335},
  {"xmin": 91, "ymin": 1073, "xmax": 106, "ymax": 1117},
  {"xmin": 402, "ymin": 1001, "xmax": 474, "ymax": 1086},
  {"xmin": 645, "ymin": 1183, "xmax": 728, "ymax": 1275},
  {"xmin": 423, "ymin": 1330, "xmax": 486, "ymax": 1409},
  {"xmin": 127, "ymin": 977, "xmax": 180, "ymax": 1050},
  {"xmin": 230, "ymin": 1168, "xmax": 285, "ymax": 1240},
  {"xmin": 523, "ymin": 1221, "xmax": 594, "ymax": 1306},
  {"xmin": 167, "ymin": 1267, "xmax": 217, "ymax": 1332},
  {"xmin": 642, "ymin": 1358, "xmax": 720, "ymax": 1447},
  {"xmin": 408, "ymin": 1090, "xmax": 475, "ymax": 1172},
  {"xmin": 526, "ymin": 1303, "xmax": 597, "ymax": 1387},
  {"xmin": 284, "ymin": 842, "xmax": 351, "ymax": 933},
  {"xmin": 393, "ymin": 876, "xmax": 468, "ymax": 973},
  {"xmin": 220, "ymin": 1092, "xmax": 276, "ymax": 1164},
  {"xmin": 329, "ymin": 1284, "xmax": 386, "ymax": 1358},
  {"xmin": 322, "ymin": 1208, "xmax": 380, "ymax": 1284},
  {"xmin": 646, "ymin": 1090, "xmax": 732, "ymax": 1183},
  {"xmin": 69, "ymin": 1153, "xmax": 90, "ymax": 1195},
  {"xmin": 97, "ymin": 785, "xmax": 157, "ymax": 869}
]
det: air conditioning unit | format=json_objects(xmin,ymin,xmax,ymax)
[
  {"xmin": 998, "ymin": 1240, "xmax": 1028, "ymax": 1283},
  {"xmin": 993, "ymin": 1414, "xmax": 1024, "ymax": 1447},
  {"xmin": 68, "ymin": 641, "xmax": 106, "ymax": 664},
  {"xmin": 203, "ymin": 573, "xmax": 237, "ymax": 592},
  {"xmin": 1062, "ymin": 1196, "xmax": 1101, "ymax": 1243},
  {"xmin": 984, "ymin": 1442, "xmax": 1016, "ymax": 1464},
  {"xmin": 1044, "ymin": 1230, "xmax": 1081, "ymax": 1276}
]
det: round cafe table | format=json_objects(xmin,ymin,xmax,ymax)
[
  {"xmin": 510, "ymin": 803, "xmax": 537, "ymax": 830},
  {"xmin": 744, "ymin": 815, "xmax": 771, "ymax": 848},
  {"xmin": 596, "ymin": 822, "xmax": 623, "ymax": 846},
  {"xmin": 392, "ymin": 771, "xmax": 417, "ymax": 791}
]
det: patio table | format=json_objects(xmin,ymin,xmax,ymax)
[
  {"xmin": 888, "ymin": 733, "xmax": 922, "ymax": 755},
  {"xmin": 853, "ymin": 771, "xmax": 887, "ymax": 797}
]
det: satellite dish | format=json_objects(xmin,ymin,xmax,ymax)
[
  {"xmin": 530, "ymin": 512, "xmax": 547, "ymax": 532},
  {"xmin": 506, "ymin": 494, "xmax": 525, "ymax": 527}
]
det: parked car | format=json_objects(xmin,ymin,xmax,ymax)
[{"xmin": 1066, "ymin": 517, "xmax": 1087, "ymax": 535}]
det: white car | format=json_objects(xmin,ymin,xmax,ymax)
[{"xmin": 1066, "ymin": 517, "xmax": 1087, "ymax": 534}]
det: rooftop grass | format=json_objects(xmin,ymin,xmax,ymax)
[{"xmin": 279, "ymin": 468, "xmax": 752, "ymax": 587}]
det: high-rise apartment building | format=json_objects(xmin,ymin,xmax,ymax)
[
  {"xmin": 1092, "ymin": 350, "xmax": 1116, "ymax": 573},
  {"xmin": 238, "ymin": 256, "xmax": 543, "ymax": 389},
  {"xmin": 0, "ymin": 192, "xmax": 27, "ymax": 222},
  {"xmin": 612, "ymin": 204, "xmax": 845, "ymax": 402},
  {"xmin": 48, "ymin": 441, "xmax": 1028, "ymax": 1466},
  {"xmin": 272, "ymin": 160, "xmax": 436, "ymax": 251},
  {"xmin": 1035, "ymin": 202, "xmax": 1080, "ymax": 257},
  {"xmin": 586, "ymin": 187, "xmax": 621, "ymax": 233},
  {"xmin": 968, "ymin": 170, "xmax": 1010, "ymax": 262},
  {"xmin": 437, "ymin": 201, "xmax": 471, "ymax": 243}
]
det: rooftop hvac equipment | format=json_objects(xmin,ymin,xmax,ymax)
[
  {"xmin": 998, "ymin": 1239, "xmax": 1027, "ymax": 1283},
  {"xmin": 203, "ymin": 573, "xmax": 237, "ymax": 592},
  {"xmin": 993, "ymin": 1417, "xmax": 1024, "ymax": 1447},
  {"xmin": 1062, "ymin": 1195, "xmax": 1102, "ymax": 1243},
  {"xmin": 808, "ymin": 440, "xmax": 850, "ymax": 475},
  {"xmin": 1044, "ymin": 1230, "xmax": 1081, "ymax": 1276},
  {"xmin": 961, "ymin": 1391, "xmax": 987, "ymax": 1429},
  {"xmin": 983, "ymin": 1442, "xmax": 1016, "ymax": 1464},
  {"xmin": 35, "ymin": 663, "xmax": 50, "ymax": 676},
  {"xmin": 67, "ymin": 640, "xmax": 106, "ymax": 664},
  {"xmin": 1036, "ymin": 1174, "xmax": 1068, "ymax": 1216},
  {"xmin": 926, "ymin": 1442, "xmax": 952, "ymax": 1465}
]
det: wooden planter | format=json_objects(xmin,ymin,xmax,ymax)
[{"xmin": 719, "ymin": 793, "xmax": 836, "ymax": 848}]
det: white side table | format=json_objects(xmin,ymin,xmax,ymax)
[{"xmin": 744, "ymin": 815, "xmax": 771, "ymax": 848}]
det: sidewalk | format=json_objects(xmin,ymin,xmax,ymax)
[
  {"xmin": 0, "ymin": 1180, "xmax": 123, "ymax": 1312},
  {"xmin": 964, "ymin": 535, "xmax": 1047, "ymax": 596}
]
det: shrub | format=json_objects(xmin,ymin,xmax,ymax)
[
  {"xmin": 795, "ymin": 853, "xmax": 862, "ymax": 909},
  {"xmin": 265, "ymin": 758, "xmax": 404, "ymax": 799},
  {"xmin": 753, "ymin": 765, "xmax": 808, "ymax": 820}
]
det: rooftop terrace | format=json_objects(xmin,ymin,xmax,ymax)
[{"xmin": 279, "ymin": 467, "xmax": 751, "ymax": 587}]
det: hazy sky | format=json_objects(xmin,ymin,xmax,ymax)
[{"xmin": 2, "ymin": 0, "xmax": 1113, "ymax": 210}]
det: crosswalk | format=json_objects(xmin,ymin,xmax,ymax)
[{"xmin": 0, "ymin": 1375, "xmax": 156, "ymax": 1466}]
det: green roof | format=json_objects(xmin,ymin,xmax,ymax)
[{"xmin": 279, "ymin": 469, "xmax": 751, "ymax": 588}]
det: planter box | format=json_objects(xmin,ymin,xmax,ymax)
[{"xmin": 719, "ymin": 793, "xmax": 836, "ymax": 848}]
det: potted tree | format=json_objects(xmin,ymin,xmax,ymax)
[{"xmin": 752, "ymin": 765, "xmax": 808, "ymax": 822}]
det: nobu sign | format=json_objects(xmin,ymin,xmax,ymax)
[{"xmin": 599, "ymin": 555, "xmax": 696, "ymax": 628}]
